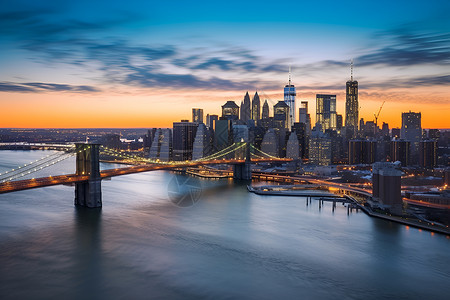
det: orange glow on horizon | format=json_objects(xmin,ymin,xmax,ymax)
[{"xmin": 0, "ymin": 85, "xmax": 449, "ymax": 129}]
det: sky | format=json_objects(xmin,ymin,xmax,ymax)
[{"xmin": 0, "ymin": 0, "xmax": 449, "ymax": 129}]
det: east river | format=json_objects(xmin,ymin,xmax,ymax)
[{"xmin": 0, "ymin": 150, "xmax": 449, "ymax": 299}]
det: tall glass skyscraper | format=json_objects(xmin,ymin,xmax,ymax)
[
  {"xmin": 316, "ymin": 94, "xmax": 337, "ymax": 131},
  {"xmin": 345, "ymin": 61, "xmax": 359, "ymax": 137},
  {"xmin": 284, "ymin": 69, "xmax": 296, "ymax": 128}
]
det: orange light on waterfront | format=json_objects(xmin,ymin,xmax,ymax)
[{"xmin": 405, "ymin": 226, "xmax": 410, "ymax": 230}]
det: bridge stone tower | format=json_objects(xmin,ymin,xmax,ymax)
[
  {"xmin": 233, "ymin": 143, "xmax": 252, "ymax": 180},
  {"xmin": 74, "ymin": 143, "xmax": 102, "ymax": 208}
]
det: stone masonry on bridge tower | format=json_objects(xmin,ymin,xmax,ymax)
[
  {"xmin": 74, "ymin": 143, "xmax": 102, "ymax": 208},
  {"xmin": 233, "ymin": 142, "xmax": 252, "ymax": 180}
]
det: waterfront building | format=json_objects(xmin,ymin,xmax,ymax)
[
  {"xmin": 251, "ymin": 92, "xmax": 260, "ymax": 124},
  {"xmin": 316, "ymin": 94, "xmax": 337, "ymax": 131},
  {"xmin": 149, "ymin": 128, "xmax": 162, "ymax": 159},
  {"xmin": 372, "ymin": 161, "xmax": 403, "ymax": 215},
  {"xmin": 143, "ymin": 128, "xmax": 156, "ymax": 150},
  {"xmin": 149, "ymin": 128, "xmax": 172, "ymax": 161},
  {"xmin": 192, "ymin": 108, "xmax": 204, "ymax": 124},
  {"xmin": 309, "ymin": 124, "xmax": 332, "ymax": 165},
  {"xmin": 401, "ymin": 111, "xmax": 421, "ymax": 157},
  {"xmin": 158, "ymin": 129, "xmax": 172, "ymax": 161},
  {"xmin": 390, "ymin": 139, "xmax": 410, "ymax": 166},
  {"xmin": 173, "ymin": 121, "xmax": 198, "ymax": 161},
  {"xmin": 101, "ymin": 134, "xmax": 121, "ymax": 150},
  {"xmin": 419, "ymin": 139, "xmax": 437, "ymax": 169},
  {"xmin": 222, "ymin": 101, "xmax": 239, "ymax": 121},
  {"xmin": 345, "ymin": 61, "xmax": 359, "ymax": 138},
  {"xmin": 261, "ymin": 128, "xmax": 279, "ymax": 157},
  {"xmin": 286, "ymin": 132, "xmax": 300, "ymax": 160},
  {"xmin": 274, "ymin": 101, "xmax": 290, "ymax": 130},
  {"xmin": 284, "ymin": 70, "xmax": 296, "ymax": 128},
  {"xmin": 240, "ymin": 92, "xmax": 251, "ymax": 123},
  {"xmin": 348, "ymin": 139, "xmax": 377, "ymax": 165},
  {"xmin": 206, "ymin": 114, "xmax": 218, "ymax": 130}
]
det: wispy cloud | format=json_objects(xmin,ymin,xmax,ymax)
[
  {"xmin": 0, "ymin": 82, "xmax": 101, "ymax": 93},
  {"xmin": 1, "ymin": 9, "xmax": 449, "ymax": 93}
]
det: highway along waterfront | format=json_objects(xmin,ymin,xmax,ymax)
[{"xmin": 1, "ymin": 150, "xmax": 450, "ymax": 299}]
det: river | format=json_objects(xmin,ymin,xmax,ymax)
[{"xmin": 0, "ymin": 150, "xmax": 449, "ymax": 299}]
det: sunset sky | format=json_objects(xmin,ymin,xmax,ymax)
[{"xmin": 1, "ymin": 0, "xmax": 449, "ymax": 129}]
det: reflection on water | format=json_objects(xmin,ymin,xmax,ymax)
[
  {"xmin": 0, "ymin": 151, "xmax": 450, "ymax": 299},
  {"xmin": 73, "ymin": 207, "xmax": 103, "ymax": 299}
]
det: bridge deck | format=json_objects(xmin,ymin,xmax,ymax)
[{"xmin": 0, "ymin": 158, "xmax": 290, "ymax": 194}]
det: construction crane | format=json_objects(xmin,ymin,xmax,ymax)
[{"xmin": 373, "ymin": 101, "xmax": 386, "ymax": 133}]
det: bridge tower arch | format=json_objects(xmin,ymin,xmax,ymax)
[
  {"xmin": 233, "ymin": 142, "xmax": 252, "ymax": 180},
  {"xmin": 74, "ymin": 143, "xmax": 102, "ymax": 208}
]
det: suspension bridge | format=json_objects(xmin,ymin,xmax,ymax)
[{"xmin": 0, "ymin": 142, "xmax": 291, "ymax": 207}]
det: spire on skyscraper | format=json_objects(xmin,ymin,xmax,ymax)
[
  {"xmin": 351, "ymin": 59, "xmax": 354, "ymax": 81},
  {"xmin": 289, "ymin": 65, "xmax": 291, "ymax": 86}
]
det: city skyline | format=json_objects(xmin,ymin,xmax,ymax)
[{"xmin": 0, "ymin": 1, "xmax": 449, "ymax": 128}]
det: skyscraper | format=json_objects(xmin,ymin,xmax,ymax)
[
  {"xmin": 192, "ymin": 123, "xmax": 212, "ymax": 160},
  {"xmin": 172, "ymin": 121, "xmax": 198, "ymax": 161},
  {"xmin": 251, "ymin": 91, "xmax": 260, "ymax": 124},
  {"xmin": 401, "ymin": 111, "xmax": 422, "ymax": 157},
  {"xmin": 192, "ymin": 108, "xmax": 204, "ymax": 123},
  {"xmin": 273, "ymin": 101, "xmax": 290, "ymax": 130},
  {"xmin": 221, "ymin": 101, "xmax": 239, "ymax": 121},
  {"xmin": 316, "ymin": 94, "xmax": 337, "ymax": 131},
  {"xmin": 240, "ymin": 92, "xmax": 251, "ymax": 123},
  {"xmin": 348, "ymin": 139, "xmax": 377, "ymax": 165},
  {"xmin": 261, "ymin": 128, "xmax": 279, "ymax": 157},
  {"xmin": 149, "ymin": 128, "xmax": 172, "ymax": 161},
  {"xmin": 345, "ymin": 60, "xmax": 359, "ymax": 137},
  {"xmin": 215, "ymin": 119, "xmax": 233, "ymax": 150},
  {"xmin": 309, "ymin": 123, "xmax": 332, "ymax": 165},
  {"xmin": 286, "ymin": 132, "xmax": 300, "ymax": 160},
  {"xmin": 299, "ymin": 101, "xmax": 308, "ymax": 123},
  {"xmin": 206, "ymin": 114, "xmax": 218, "ymax": 130},
  {"xmin": 390, "ymin": 139, "xmax": 410, "ymax": 166},
  {"xmin": 284, "ymin": 68, "xmax": 296, "ymax": 128},
  {"xmin": 419, "ymin": 139, "xmax": 437, "ymax": 169},
  {"xmin": 261, "ymin": 99, "xmax": 270, "ymax": 129},
  {"xmin": 262, "ymin": 100, "xmax": 269, "ymax": 119},
  {"xmin": 298, "ymin": 101, "xmax": 311, "ymax": 136}
]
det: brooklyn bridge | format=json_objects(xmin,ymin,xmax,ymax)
[{"xmin": 0, "ymin": 142, "xmax": 290, "ymax": 207}]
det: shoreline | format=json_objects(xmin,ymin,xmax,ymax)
[{"xmin": 249, "ymin": 184, "xmax": 450, "ymax": 236}]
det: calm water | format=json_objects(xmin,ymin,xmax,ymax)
[{"xmin": 0, "ymin": 150, "xmax": 449, "ymax": 299}]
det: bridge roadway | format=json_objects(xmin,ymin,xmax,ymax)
[{"xmin": 0, "ymin": 158, "xmax": 290, "ymax": 194}]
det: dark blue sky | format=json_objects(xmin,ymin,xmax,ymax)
[{"xmin": 0, "ymin": 0, "xmax": 449, "ymax": 127}]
